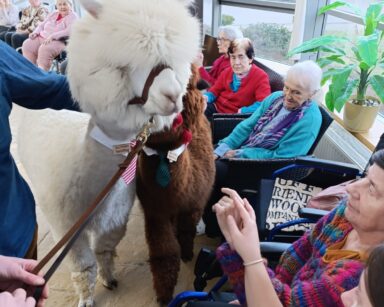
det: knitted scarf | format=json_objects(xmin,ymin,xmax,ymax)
[{"xmin": 242, "ymin": 95, "xmax": 311, "ymax": 149}]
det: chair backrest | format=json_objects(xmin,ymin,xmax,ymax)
[
  {"xmin": 245, "ymin": 158, "xmax": 360, "ymax": 241},
  {"xmin": 252, "ymin": 59, "xmax": 284, "ymax": 93},
  {"xmin": 307, "ymin": 106, "xmax": 333, "ymax": 155},
  {"xmin": 202, "ymin": 34, "xmax": 221, "ymax": 67},
  {"xmin": 212, "ymin": 105, "xmax": 333, "ymax": 154},
  {"xmin": 211, "ymin": 113, "xmax": 251, "ymax": 144}
]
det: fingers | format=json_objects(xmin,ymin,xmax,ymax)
[
  {"xmin": 12, "ymin": 288, "xmax": 36, "ymax": 306},
  {"xmin": 221, "ymin": 188, "xmax": 243, "ymax": 204},
  {"xmin": 16, "ymin": 268, "xmax": 45, "ymax": 286},
  {"xmin": 243, "ymin": 198, "xmax": 256, "ymax": 221},
  {"xmin": 227, "ymin": 215, "xmax": 241, "ymax": 237}
]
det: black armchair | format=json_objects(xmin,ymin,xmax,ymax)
[{"xmin": 211, "ymin": 104, "xmax": 333, "ymax": 153}]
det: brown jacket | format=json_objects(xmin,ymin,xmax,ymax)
[{"xmin": 17, "ymin": 5, "xmax": 48, "ymax": 33}]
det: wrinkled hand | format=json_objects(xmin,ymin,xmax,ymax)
[
  {"xmin": 0, "ymin": 256, "xmax": 48, "ymax": 307},
  {"xmin": 213, "ymin": 188, "xmax": 244, "ymax": 249},
  {"xmin": 0, "ymin": 289, "xmax": 36, "ymax": 307},
  {"xmin": 226, "ymin": 197, "xmax": 262, "ymax": 263},
  {"xmin": 193, "ymin": 52, "xmax": 204, "ymax": 68},
  {"xmin": 202, "ymin": 95, "xmax": 208, "ymax": 111},
  {"xmin": 42, "ymin": 37, "xmax": 52, "ymax": 45},
  {"xmin": 29, "ymin": 33, "xmax": 38, "ymax": 39},
  {"xmin": 223, "ymin": 150, "xmax": 237, "ymax": 158}
]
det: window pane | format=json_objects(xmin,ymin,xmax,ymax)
[
  {"xmin": 329, "ymin": 0, "xmax": 374, "ymax": 13},
  {"xmin": 203, "ymin": 0, "xmax": 213, "ymax": 36},
  {"xmin": 221, "ymin": 5, "xmax": 293, "ymax": 64},
  {"xmin": 323, "ymin": 14, "xmax": 384, "ymax": 117}
]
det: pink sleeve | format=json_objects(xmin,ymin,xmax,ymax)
[{"xmin": 50, "ymin": 13, "xmax": 78, "ymax": 40}]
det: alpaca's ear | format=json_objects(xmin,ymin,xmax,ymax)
[{"xmin": 79, "ymin": 0, "xmax": 102, "ymax": 19}]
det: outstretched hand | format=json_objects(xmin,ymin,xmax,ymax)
[
  {"xmin": 213, "ymin": 188, "xmax": 244, "ymax": 249},
  {"xmin": 0, "ymin": 256, "xmax": 48, "ymax": 307},
  {"xmin": 227, "ymin": 197, "xmax": 261, "ymax": 263}
]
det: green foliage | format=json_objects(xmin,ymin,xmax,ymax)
[
  {"xmin": 242, "ymin": 23, "xmax": 291, "ymax": 61},
  {"xmin": 221, "ymin": 14, "xmax": 235, "ymax": 26},
  {"xmin": 288, "ymin": 1, "xmax": 384, "ymax": 112}
]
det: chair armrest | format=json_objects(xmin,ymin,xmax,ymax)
[
  {"xmin": 212, "ymin": 113, "xmax": 251, "ymax": 120},
  {"xmin": 260, "ymin": 242, "xmax": 291, "ymax": 264},
  {"xmin": 260, "ymin": 242, "xmax": 291, "ymax": 254},
  {"xmin": 298, "ymin": 208, "xmax": 328, "ymax": 220}
]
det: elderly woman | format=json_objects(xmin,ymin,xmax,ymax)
[
  {"xmin": 0, "ymin": 0, "xmax": 19, "ymax": 42},
  {"xmin": 204, "ymin": 38, "xmax": 271, "ymax": 119},
  {"xmin": 207, "ymin": 149, "xmax": 384, "ymax": 307},
  {"xmin": 342, "ymin": 244, "xmax": 384, "ymax": 307},
  {"xmin": 4, "ymin": 0, "xmax": 48, "ymax": 49},
  {"xmin": 195, "ymin": 26, "xmax": 243, "ymax": 87},
  {"xmin": 203, "ymin": 60, "xmax": 322, "ymax": 237},
  {"xmin": 22, "ymin": 0, "xmax": 77, "ymax": 71}
]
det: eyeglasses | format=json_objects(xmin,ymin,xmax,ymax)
[
  {"xmin": 216, "ymin": 37, "xmax": 229, "ymax": 43},
  {"xmin": 283, "ymin": 85, "xmax": 305, "ymax": 100}
]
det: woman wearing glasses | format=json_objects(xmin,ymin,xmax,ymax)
[
  {"xmin": 203, "ymin": 38, "xmax": 271, "ymax": 119},
  {"xmin": 194, "ymin": 26, "xmax": 243, "ymax": 87},
  {"xmin": 203, "ymin": 60, "xmax": 323, "ymax": 237}
]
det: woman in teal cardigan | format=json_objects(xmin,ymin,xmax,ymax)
[
  {"xmin": 204, "ymin": 60, "xmax": 323, "ymax": 237},
  {"xmin": 215, "ymin": 90, "xmax": 321, "ymax": 159}
]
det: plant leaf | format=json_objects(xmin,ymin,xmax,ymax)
[
  {"xmin": 287, "ymin": 35, "xmax": 349, "ymax": 57},
  {"xmin": 357, "ymin": 33, "xmax": 379, "ymax": 67},
  {"xmin": 318, "ymin": 1, "xmax": 362, "ymax": 18},
  {"xmin": 370, "ymin": 75, "xmax": 384, "ymax": 103},
  {"xmin": 318, "ymin": 55, "xmax": 346, "ymax": 68},
  {"xmin": 320, "ymin": 45, "xmax": 346, "ymax": 55},
  {"xmin": 351, "ymin": 46, "xmax": 362, "ymax": 62},
  {"xmin": 365, "ymin": 3, "xmax": 383, "ymax": 35},
  {"xmin": 333, "ymin": 79, "xmax": 359, "ymax": 112},
  {"xmin": 325, "ymin": 65, "xmax": 355, "ymax": 112},
  {"xmin": 325, "ymin": 90, "xmax": 335, "ymax": 112}
]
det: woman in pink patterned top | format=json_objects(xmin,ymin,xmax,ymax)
[
  {"xmin": 194, "ymin": 26, "xmax": 243, "ymax": 87},
  {"xmin": 22, "ymin": 0, "xmax": 77, "ymax": 71}
]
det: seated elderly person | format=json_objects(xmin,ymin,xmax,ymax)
[
  {"xmin": 203, "ymin": 60, "xmax": 322, "ymax": 237},
  {"xmin": 206, "ymin": 149, "xmax": 384, "ymax": 307},
  {"xmin": 194, "ymin": 25, "xmax": 243, "ymax": 87},
  {"xmin": 203, "ymin": 38, "xmax": 271, "ymax": 119},
  {"xmin": 4, "ymin": 0, "xmax": 48, "ymax": 49},
  {"xmin": 0, "ymin": 0, "xmax": 19, "ymax": 42},
  {"xmin": 22, "ymin": 0, "xmax": 77, "ymax": 71}
]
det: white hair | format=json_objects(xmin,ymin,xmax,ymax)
[
  {"xmin": 286, "ymin": 60, "xmax": 323, "ymax": 102},
  {"xmin": 218, "ymin": 25, "xmax": 243, "ymax": 41}
]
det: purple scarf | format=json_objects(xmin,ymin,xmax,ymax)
[{"xmin": 242, "ymin": 95, "xmax": 311, "ymax": 149}]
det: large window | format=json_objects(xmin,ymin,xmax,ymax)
[
  {"xmin": 329, "ymin": 0, "xmax": 374, "ymax": 13},
  {"xmin": 203, "ymin": 0, "xmax": 213, "ymax": 36},
  {"xmin": 324, "ymin": 2, "xmax": 384, "ymax": 117},
  {"xmin": 220, "ymin": 5, "xmax": 294, "ymax": 64}
]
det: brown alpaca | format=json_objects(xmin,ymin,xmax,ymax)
[{"xmin": 136, "ymin": 65, "xmax": 215, "ymax": 304}]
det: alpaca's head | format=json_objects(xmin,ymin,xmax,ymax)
[{"xmin": 67, "ymin": 0, "xmax": 200, "ymax": 138}]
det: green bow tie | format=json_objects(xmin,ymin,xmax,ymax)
[{"xmin": 156, "ymin": 153, "xmax": 170, "ymax": 188}]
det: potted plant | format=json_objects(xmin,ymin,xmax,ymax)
[{"xmin": 287, "ymin": 1, "xmax": 384, "ymax": 132}]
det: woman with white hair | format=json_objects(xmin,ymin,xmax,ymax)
[
  {"xmin": 22, "ymin": 0, "xmax": 77, "ymax": 71},
  {"xmin": 0, "ymin": 0, "xmax": 19, "ymax": 42},
  {"xmin": 195, "ymin": 25, "xmax": 243, "ymax": 87},
  {"xmin": 4, "ymin": 0, "xmax": 48, "ymax": 49},
  {"xmin": 204, "ymin": 60, "xmax": 323, "ymax": 237}
]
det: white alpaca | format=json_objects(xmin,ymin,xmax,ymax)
[{"xmin": 17, "ymin": 0, "xmax": 200, "ymax": 306}]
